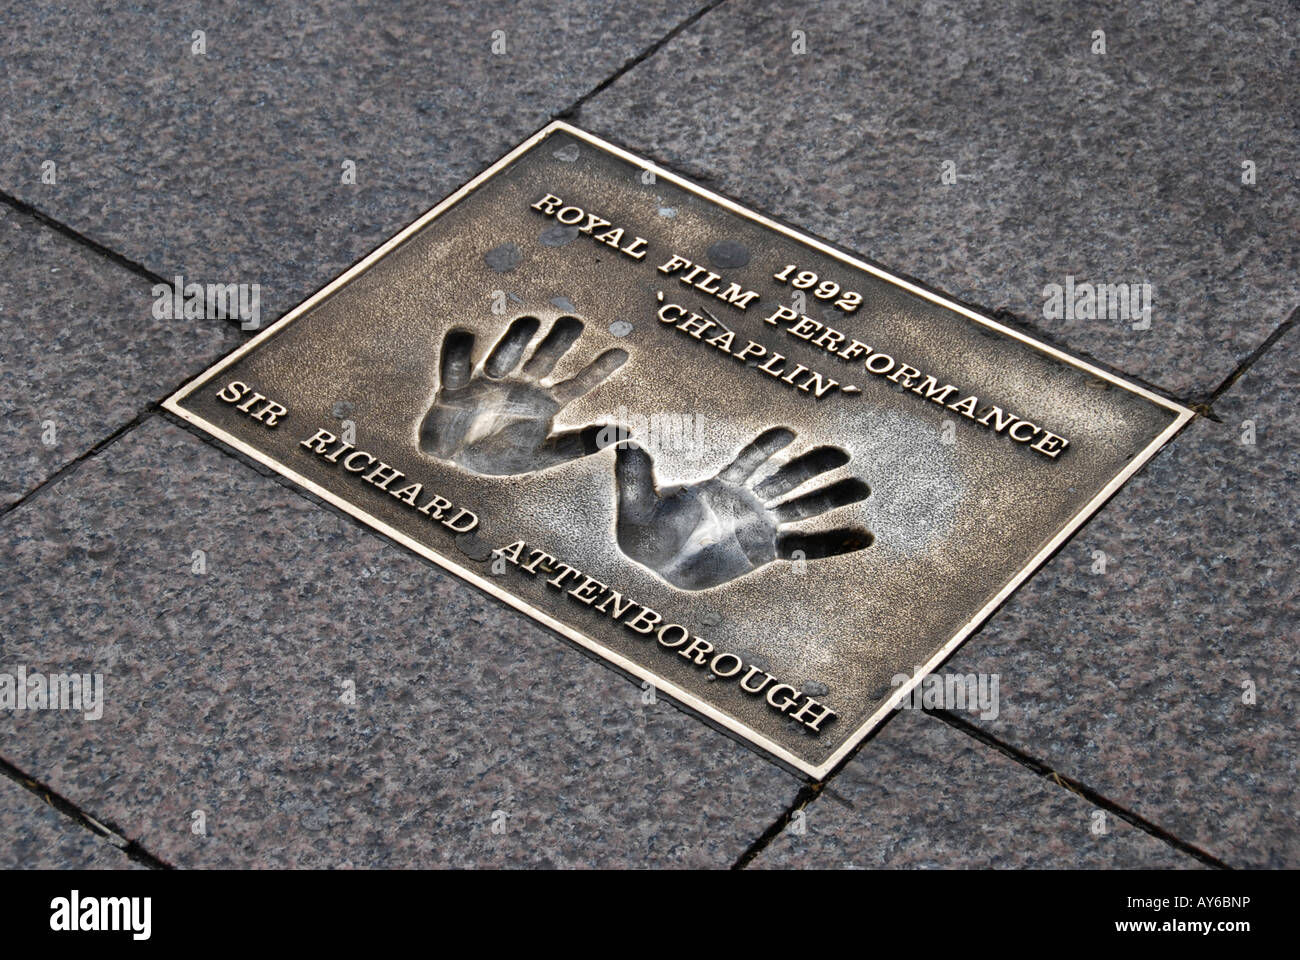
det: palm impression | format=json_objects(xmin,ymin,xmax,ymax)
[
  {"xmin": 419, "ymin": 316, "xmax": 627, "ymax": 476},
  {"xmin": 614, "ymin": 427, "xmax": 873, "ymax": 590}
]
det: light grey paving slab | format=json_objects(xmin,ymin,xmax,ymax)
[
  {"xmin": 0, "ymin": 206, "xmax": 240, "ymax": 509},
  {"xmin": 0, "ymin": 774, "xmax": 140, "ymax": 869},
  {"xmin": 0, "ymin": 417, "xmax": 800, "ymax": 868},
  {"xmin": 752, "ymin": 710, "xmax": 1200, "ymax": 868},
  {"xmin": 940, "ymin": 333, "xmax": 1299, "ymax": 868},
  {"xmin": 0, "ymin": 0, "xmax": 701, "ymax": 321},
  {"xmin": 578, "ymin": 0, "xmax": 1299, "ymax": 398}
]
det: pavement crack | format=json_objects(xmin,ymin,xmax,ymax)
[
  {"xmin": 0, "ymin": 753, "xmax": 173, "ymax": 869},
  {"xmin": 924, "ymin": 708, "xmax": 1232, "ymax": 870},
  {"xmin": 731, "ymin": 781, "xmax": 823, "ymax": 870},
  {"xmin": 0, "ymin": 190, "xmax": 166, "ymax": 287},
  {"xmin": 0, "ymin": 409, "xmax": 159, "ymax": 523},
  {"xmin": 0, "ymin": 297, "xmax": 269, "ymax": 524},
  {"xmin": 0, "ymin": 189, "xmax": 258, "ymax": 340},
  {"xmin": 554, "ymin": 0, "xmax": 731, "ymax": 123},
  {"xmin": 1194, "ymin": 302, "xmax": 1299, "ymax": 414}
]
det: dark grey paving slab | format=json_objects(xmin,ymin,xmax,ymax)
[
  {"xmin": 0, "ymin": 775, "xmax": 139, "ymax": 869},
  {"xmin": 0, "ymin": 417, "xmax": 799, "ymax": 868},
  {"xmin": 940, "ymin": 334, "xmax": 1299, "ymax": 868},
  {"xmin": 578, "ymin": 0, "xmax": 1299, "ymax": 398},
  {"xmin": 752, "ymin": 711, "xmax": 1199, "ymax": 868},
  {"xmin": 0, "ymin": 0, "xmax": 699, "ymax": 321},
  {"xmin": 0, "ymin": 206, "xmax": 240, "ymax": 509}
]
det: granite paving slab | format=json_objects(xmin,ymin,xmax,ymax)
[
  {"xmin": 0, "ymin": 0, "xmax": 702, "ymax": 321},
  {"xmin": 939, "ymin": 332, "xmax": 1299, "ymax": 868},
  {"xmin": 1, "ymin": 0, "xmax": 1292, "ymax": 871},
  {"xmin": 577, "ymin": 0, "xmax": 1300, "ymax": 399},
  {"xmin": 750, "ymin": 710, "xmax": 1200, "ymax": 868},
  {"xmin": 0, "ymin": 416, "xmax": 800, "ymax": 868},
  {"xmin": 0, "ymin": 774, "xmax": 140, "ymax": 869},
  {"xmin": 0, "ymin": 205, "xmax": 240, "ymax": 509}
]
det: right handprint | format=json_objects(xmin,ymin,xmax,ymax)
[{"xmin": 614, "ymin": 427, "xmax": 873, "ymax": 590}]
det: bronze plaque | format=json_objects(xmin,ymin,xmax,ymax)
[{"xmin": 165, "ymin": 123, "xmax": 1192, "ymax": 777}]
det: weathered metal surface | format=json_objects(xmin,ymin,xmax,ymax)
[{"xmin": 165, "ymin": 122, "xmax": 1192, "ymax": 778}]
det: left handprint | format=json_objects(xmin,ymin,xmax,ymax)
[{"xmin": 418, "ymin": 316, "xmax": 628, "ymax": 476}]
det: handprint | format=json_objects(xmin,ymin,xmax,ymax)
[
  {"xmin": 419, "ymin": 316, "xmax": 627, "ymax": 476},
  {"xmin": 614, "ymin": 427, "xmax": 873, "ymax": 590}
]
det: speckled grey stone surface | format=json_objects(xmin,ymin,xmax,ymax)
[
  {"xmin": 578, "ymin": 0, "xmax": 1299, "ymax": 398},
  {"xmin": 942, "ymin": 333, "xmax": 1299, "ymax": 868},
  {"xmin": 0, "ymin": 417, "xmax": 800, "ymax": 868},
  {"xmin": 752, "ymin": 711, "xmax": 1199, "ymax": 868},
  {"xmin": 0, "ymin": 207, "xmax": 239, "ymax": 509},
  {"xmin": 0, "ymin": 776, "xmax": 139, "ymax": 869},
  {"xmin": 0, "ymin": 0, "xmax": 700, "ymax": 321},
  {"xmin": 1, "ymin": 0, "xmax": 1296, "ymax": 870}
]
